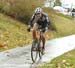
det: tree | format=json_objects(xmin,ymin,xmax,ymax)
[{"xmin": 54, "ymin": 0, "xmax": 61, "ymax": 6}]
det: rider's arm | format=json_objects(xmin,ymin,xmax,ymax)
[
  {"xmin": 46, "ymin": 15, "xmax": 57, "ymax": 31},
  {"xmin": 45, "ymin": 15, "xmax": 51, "ymax": 29},
  {"xmin": 27, "ymin": 14, "xmax": 35, "ymax": 32},
  {"xmin": 28, "ymin": 14, "xmax": 35, "ymax": 26}
]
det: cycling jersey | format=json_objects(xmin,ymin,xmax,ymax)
[{"xmin": 28, "ymin": 12, "xmax": 51, "ymax": 29}]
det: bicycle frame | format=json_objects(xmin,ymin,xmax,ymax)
[
  {"xmin": 31, "ymin": 29, "xmax": 43, "ymax": 42},
  {"xmin": 38, "ymin": 29, "xmax": 43, "ymax": 47},
  {"xmin": 31, "ymin": 29, "xmax": 44, "ymax": 63}
]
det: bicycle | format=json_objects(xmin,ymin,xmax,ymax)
[{"xmin": 31, "ymin": 28, "xmax": 45, "ymax": 63}]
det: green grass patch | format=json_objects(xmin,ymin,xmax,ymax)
[
  {"xmin": 38, "ymin": 49, "xmax": 75, "ymax": 68},
  {"xmin": 57, "ymin": 13, "xmax": 72, "ymax": 20},
  {"xmin": 44, "ymin": 8, "xmax": 75, "ymax": 39}
]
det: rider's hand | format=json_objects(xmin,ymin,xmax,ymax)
[
  {"xmin": 27, "ymin": 27, "xmax": 31, "ymax": 32},
  {"xmin": 45, "ymin": 27, "xmax": 48, "ymax": 30},
  {"xmin": 42, "ymin": 27, "xmax": 48, "ymax": 32},
  {"xmin": 27, "ymin": 25, "xmax": 31, "ymax": 32}
]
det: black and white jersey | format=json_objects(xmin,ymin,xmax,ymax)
[{"xmin": 29, "ymin": 12, "xmax": 51, "ymax": 28}]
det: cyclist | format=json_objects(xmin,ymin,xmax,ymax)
[
  {"xmin": 27, "ymin": 7, "xmax": 51, "ymax": 53},
  {"xmin": 71, "ymin": 8, "xmax": 75, "ymax": 18}
]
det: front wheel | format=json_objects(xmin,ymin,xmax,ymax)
[
  {"xmin": 38, "ymin": 41, "xmax": 44, "ymax": 59},
  {"xmin": 31, "ymin": 40, "xmax": 39, "ymax": 63}
]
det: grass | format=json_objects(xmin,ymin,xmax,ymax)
[
  {"xmin": 44, "ymin": 8, "xmax": 75, "ymax": 38},
  {"xmin": 38, "ymin": 49, "xmax": 75, "ymax": 68},
  {"xmin": 0, "ymin": 0, "xmax": 42, "ymax": 23},
  {"xmin": 0, "ymin": 13, "xmax": 32, "ymax": 51},
  {"xmin": 57, "ymin": 13, "xmax": 72, "ymax": 20}
]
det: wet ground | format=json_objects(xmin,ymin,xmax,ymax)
[{"xmin": 0, "ymin": 35, "xmax": 75, "ymax": 68}]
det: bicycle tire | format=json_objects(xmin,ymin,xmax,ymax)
[
  {"xmin": 31, "ymin": 40, "xmax": 39, "ymax": 63},
  {"xmin": 38, "ymin": 41, "xmax": 43, "ymax": 59}
]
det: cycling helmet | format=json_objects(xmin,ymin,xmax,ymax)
[{"xmin": 35, "ymin": 7, "xmax": 43, "ymax": 14}]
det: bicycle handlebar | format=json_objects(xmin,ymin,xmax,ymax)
[{"xmin": 30, "ymin": 28, "xmax": 48, "ymax": 32}]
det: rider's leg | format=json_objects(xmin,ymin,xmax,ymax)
[
  {"xmin": 42, "ymin": 32, "xmax": 46, "ymax": 50},
  {"xmin": 32, "ymin": 23, "xmax": 38, "ymax": 41}
]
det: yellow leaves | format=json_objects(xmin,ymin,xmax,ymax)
[
  {"xmin": 0, "ymin": 41, "xmax": 8, "ymax": 50},
  {"xmin": 25, "ymin": 39, "xmax": 33, "ymax": 44},
  {"xmin": 62, "ymin": 60, "xmax": 66, "ymax": 64},
  {"xmin": 0, "ymin": 34, "xmax": 4, "ymax": 38},
  {"xmin": 3, "ymin": 31, "xmax": 10, "ymax": 38}
]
